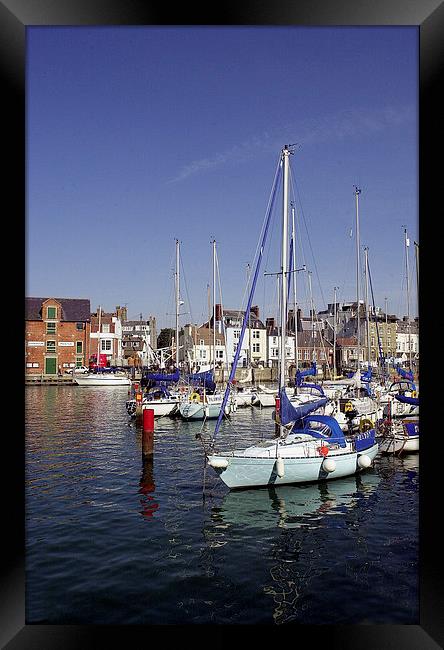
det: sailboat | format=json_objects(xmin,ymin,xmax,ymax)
[
  {"xmin": 74, "ymin": 306, "xmax": 131, "ymax": 387},
  {"xmin": 125, "ymin": 240, "xmax": 185, "ymax": 416},
  {"xmin": 206, "ymin": 146, "xmax": 379, "ymax": 489},
  {"xmin": 179, "ymin": 240, "xmax": 234, "ymax": 421},
  {"xmin": 376, "ymin": 229, "xmax": 419, "ymax": 454}
]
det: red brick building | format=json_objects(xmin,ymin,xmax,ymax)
[{"xmin": 25, "ymin": 297, "xmax": 91, "ymax": 375}]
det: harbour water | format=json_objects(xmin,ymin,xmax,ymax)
[{"xmin": 25, "ymin": 386, "xmax": 418, "ymax": 625}]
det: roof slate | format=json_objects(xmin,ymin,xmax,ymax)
[{"xmin": 25, "ymin": 297, "xmax": 91, "ymax": 322}]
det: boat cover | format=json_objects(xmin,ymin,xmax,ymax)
[
  {"xmin": 295, "ymin": 362, "xmax": 317, "ymax": 386},
  {"xmin": 145, "ymin": 369, "xmax": 180, "ymax": 382},
  {"xmin": 279, "ymin": 388, "xmax": 328, "ymax": 427},
  {"xmin": 395, "ymin": 394, "xmax": 419, "ymax": 406}
]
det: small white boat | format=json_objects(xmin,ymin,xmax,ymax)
[
  {"xmin": 233, "ymin": 387, "xmax": 257, "ymax": 407},
  {"xmin": 125, "ymin": 384, "xmax": 181, "ymax": 417},
  {"xmin": 378, "ymin": 417, "xmax": 419, "ymax": 454},
  {"xmin": 332, "ymin": 395, "xmax": 383, "ymax": 432},
  {"xmin": 74, "ymin": 372, "xmax": 131, "ymax": 386},
  {"xmin": 179, "ymin": 391, "xmax": 233, "ymax": 420}
]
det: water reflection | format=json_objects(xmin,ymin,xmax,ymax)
[
  {"xmin": 213, "ymin": 472, "xmax": 381, "ymax": 530},
  {"xmin": 138, "ymin": 454, "xmax": 159, "ymax": 519}
]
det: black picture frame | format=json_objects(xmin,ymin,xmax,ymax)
[{"xmin": 4, "ymin": 1, "xmax": 442, "ymax": 647}]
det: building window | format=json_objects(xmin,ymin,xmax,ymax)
[
  {"xmin": 252, "ymin": 330, "xmax": 260, "ymax": 339},
  {"xmin": 46, "ymin": 321, "xmax": 56, "ymax": 334},
  {"xmin": 200, "ymin": 339, "xmax": 204, "ymax": 346},
  {"xmin": 273, "ymin": 337, "xmax": 277, "ymax": 345},
  {"xmin": 234, "ymin": 330, "xmax": 240, "ymax": 339},
  {"xmin": 304, "ymin": 350, "xmax": 310, "ymax": 360},
  {"xmin": 76, "ymin": 357, "xmax": 83, "ymax": 368},
  {"xmin": 76, "ymin": 341, "xmax": 83, "ymax": 354},
  {"xmin": 46, "ymin": 340, "xmax": 56, "ymax": 353},
  {"xmin": 253, "ymin": 343, "xmax": 260, "ymax": 353},
  {"xmin": 216, "ymin": 350, "xmax": 223, "ymax": 359},
  {"xmin": 102, "ymin": 323, "xmax": 110, "ymax": 334},
  {"xmin": 216, "ymin": 339, "xmax": 221, "ymax": 346},
  {"xmin": 297, "ymin": 350, "xmax": 302, "ymax": 360},
  {"xmin": 199, "ymin": 349, "xmax": 207, "ymax": 359},
  {"xmin": 100, "ymin": 339, "xmax": 112, "ymax": 352},
  {"xmin": 47, "ymin": 306, "xmax": 57, "ymax": 319},
  {"xmin": 76, "ymin": 322, "xmax": 84, "ymax": 330}
]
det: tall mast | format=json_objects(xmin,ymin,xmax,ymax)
[
  {"xmin": 354, "ymin": 186, "xmax": 361, "ymax": 372},
  {"xmin": 247, "ymin": 263, "xmax": 252, "ymax": 367},
  {"xmin": 291, "ymin": 203, "xmax": 298, "ymax": 373},
  {"xmin": 404, "ymin": 227, "xmax": 412, "ymax": 368},
  {"xmin": 414, "ymin": 241, "xmax": 419, "ymax": 297},
  {"xmin": 175, "ymin": 238, "xmax": 180, "ymax": 367},
  {"xmin": 333, "ymin": 287, "xmax": 338, "ymax": 379},
  {"xmin": 308, "ymin": 270, "xmax": 314, "ymax": 361},
  {"xmin": 279, "ymin": 145, "xmax": 290, "ymax": 391},
  {"xmin": 212, "ymin": 239, "xmax": 216, "ymax": 372},
  {"xmin": 97, "ymin": 305, "xmax": 102, "ymax": 366},
  {"xmin": 385, "ymin": 297, "xmax": 388, "ymax": 362},
  {"xmin": 364, "ymin": 246, "xmax": 371, "ymax": 368}
]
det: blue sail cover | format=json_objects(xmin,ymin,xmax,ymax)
[
  {"xmin": 295, "ymin": 362, "xmax": 317, "ymax": 386},
  {"xmin": 279, "ymin": 388, "xmax": 328, "ymax": 427},
  {"xmin": 395, "ymin": 394, "xmax": 419, "ymax": 406},
  {"xmin": 298, "ymin": 382, "xmax": 325, "ymax": 396},
  {"xmin": 145, "ymin": 369, "xmax": 180, "ymax": 383},
  {"xmin": 361, "ymin": 368, "xmax": 372, "ymax": 381},
  {"xmin": 396, "ymin": 365, "xmax": 414, "ymax": 382},
  {"xmin": 187, "ymin": 369, "xmax": 216, "ymax": 392},
  {"xmin": 145, "ymin": 384, "xmax": 171, "ymax": 398}
]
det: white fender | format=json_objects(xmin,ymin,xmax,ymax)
[
  {"xmin": 276, "ymin": 456, "xmax": 285, "ymax": 478},
  {"xmin": 208, "ymin": 457, "xmax": 229, "ymax": 469},
  {"xmin": 357, "ymin": 454, "xmax": 371, "ymax": 469},
  {"xmin": 322, "ymin": 458, "xmax": 336, "ymax": 473}
]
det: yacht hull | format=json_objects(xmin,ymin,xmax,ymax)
[{"xmin": 208, "ymin": 443, "xmax": 379, "ymax": 490}]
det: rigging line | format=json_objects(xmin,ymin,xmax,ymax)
[
  {"xmin": 215, "ymin": 247, "xmax": 229, "ymax": 369},
  {"xmin": 289, "ymin": 166, "xmax": 327, "ymax": 310},
  {"xmin": 212, "ymin": 152, "xmax": 282, "ymax": 445},
  {"xmin": 235, "ymin": 151, "xmax": 282, "ymax": 323},
  {"xmin": 179, "ymin": 247, "xmax": 194, "ymax": 325},
  {"xmin": 367, "ymin": 252, "xmax": 386, "ymax": 373}
]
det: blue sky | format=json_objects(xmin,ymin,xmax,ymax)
[{"xmin": 26, "ymin": 26, "xmax": 418, "ymax": 330}]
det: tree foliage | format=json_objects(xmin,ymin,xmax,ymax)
[{"xmin": 157, "ymin": 328, "xmax": 175, "ymax": 349}]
